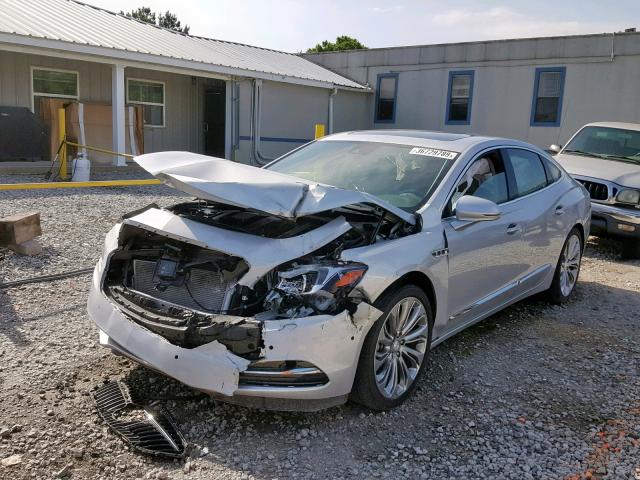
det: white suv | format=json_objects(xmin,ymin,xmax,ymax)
[{"xmin": 551, "ymin": 122, "xmax": 640, "ymax": 258}]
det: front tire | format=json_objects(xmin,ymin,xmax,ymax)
[
  {"xmin": 351, "ymin": 285, "xmax": 433, "ymax": 410},
  {"xmin": 545, "ymin": 227, "xmax": 583, "ymax": 304}
]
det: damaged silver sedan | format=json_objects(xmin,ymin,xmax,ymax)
[{"xmin": 88, "ymin": 130, "xmax": 591, "ymax": 411}]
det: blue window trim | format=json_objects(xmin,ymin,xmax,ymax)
[
  {"xmin": 445, "ymin": 70, "xmax": 475, "ymax": 126},
  {"xmin": 374, "ymin": 73, "xmax": 399, "ymax": 124},
  {"xmin": 530, "ymin": 66, "xmax": 566, "ymax": 127}
]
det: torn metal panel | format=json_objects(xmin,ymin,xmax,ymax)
[
  {"xmin": 88, "ymin": 286, "xmax": 249, "ymax": 396},
  {"xmin": 134, "ymin": 152, "xmax": 415, "ymax": 225},
  {"xmin": 121, "ymin": 207, "xmax": 352, "ymax": 286},
  {"xmin": 249, "ymin": 303, "xmax": 382, "ymax": 400}
]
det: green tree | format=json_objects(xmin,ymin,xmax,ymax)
[
  {"xmin": 121, "ymin": 7, "xmax": 190, "ymax": 34},
  {"xmin": 158, "ymin": 11, "xmax": 189, "ymax": 34},
  {"xmin": 307, "ymin": 35, "xmax": 367, "ymax": 53}
]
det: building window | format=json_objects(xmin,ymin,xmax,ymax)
[
  {"xmin": 127, "ymin": 78, "xmax": 165, "ymax": 127},
  {"xmin": 530, "ymin": 67, "xmax": 565, "ymax": 126},
  {"xmin": 446, "ymin": 71, "xmax": 474, "ymax": 125},
  {"xmin": 31, "ymin": 67, "xmax": 79, "ymax": 114},
  {"xmin": 375, "ymin": 73, "xmax": 398, "ymax": 123}
]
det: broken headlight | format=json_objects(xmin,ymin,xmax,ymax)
[{"xmin": 264, "ymin": 263, "xmax": 368, "ymax": 316}]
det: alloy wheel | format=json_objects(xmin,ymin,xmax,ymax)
[
  {"xmin": 560, "ymin": 234, "xmax": 581, "ymax": 297},
  {"xmin": 374, "ymin": 297, "xmax": 429, "ymax": 399}
]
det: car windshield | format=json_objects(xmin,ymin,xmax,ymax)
[
  {"xmin": 564, "ymin": 126, "xmax": 640, "ymax": 165},
  {"xmin": 265, "ymin": 140, "xmax": 456, "ymax": 210}
]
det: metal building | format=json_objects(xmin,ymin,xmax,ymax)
[
  {"xmin": 0, "ymin": 0, "xmax": 369, "ymax": 166},
  {"xmin": 305, "ymin": 31, "xmax": 640, "ymax": 149}
]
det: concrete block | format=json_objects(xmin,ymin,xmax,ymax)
[
  {"xmin": 0, "ymin": 212, "xmax": 41, "ymax": 246},
  {"xmin": 9, "ymin": 239, "xmax": 43, "ymax": 256}
]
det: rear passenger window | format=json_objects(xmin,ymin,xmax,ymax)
[
  {"xmin": 543, "ymin": 158, "xmax": 562, "ymax": 183},
  {"xmin": 506, "ymin": 149, "xmax": 548, "ymax": 197}
]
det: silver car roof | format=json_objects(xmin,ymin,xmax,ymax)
[{"xmin": 320, "ymin": 130, "xmax": 542, "ymax": 157}]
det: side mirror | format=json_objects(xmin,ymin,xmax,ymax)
[
  {"xmin": 455, "ymin": 195, "xmax": 501, "ymax": 223},
  {"xmin": 548, "ymin": 144, "xmax": 562, "ymax": 154}
]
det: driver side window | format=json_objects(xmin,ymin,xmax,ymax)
[{"xmin": 446, "ymin": 149, "xmax": 509, "ymax": 216}]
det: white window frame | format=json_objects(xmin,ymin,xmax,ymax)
[
  {"xmin": 126, "ymin": 77, "xmax": 166, "ymax": 128},
  {"xmin": 30, "ymin": 66, "xmax": 80, "ymax": 112}
]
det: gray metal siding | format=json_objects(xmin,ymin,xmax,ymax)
[
  {"xmin": 0, "ymin": 51, "xmax": 200, "ymax": 155},
  {"xmin": 0, "ymin": 50, "xmax": 112, "ymax": 106},
  {"xmin": 234, "ymin": 80, "xmax": 335, "ymax": 163},
  {"xmin": 306, "ymin": 32, "xmax": 640, "ymax": 148},
  {"xmin": 332, "ymin": 90, "xmax": 372, "ymax": 133}
]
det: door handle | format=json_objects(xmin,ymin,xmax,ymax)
[
  {"xmin": 555, "ymin": 205, "xmax": 565, "ymax": 216},
  {"xmin": 203, "ymin": 122, "xmax": 209, "ymax": 132},
  {"xmin": 506, "ymin": 223, "xmax": 522, "ymax": 235}
]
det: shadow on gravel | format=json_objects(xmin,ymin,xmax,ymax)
[{"xmin": 0, "ymin": 262, "xmax": 30, "ymax": 345}]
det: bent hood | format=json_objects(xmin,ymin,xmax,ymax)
[
  {"xmin": 555, "ymin": 153, "xmax": 640, "ymax": 188},
  {"xmin": 135, "ymin": 152, "xmax": 416, "ymax": 225}
]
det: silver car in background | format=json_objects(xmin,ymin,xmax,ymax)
[
  {"xmin": 88, "ymin": 130, "xmax": 590, "ymax": 411},
  {"xmin": 551, "ymin": 122, "xmax": 640, "ymax": 258}
]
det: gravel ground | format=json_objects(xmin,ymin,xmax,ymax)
[{"xmin": 1, "ymin": 178, "xmax": 639, "ymax": 479}]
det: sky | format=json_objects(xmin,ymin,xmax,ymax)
[{"xmin": 88, "ymin": 0, "xmax": 640, "ymax": 52}]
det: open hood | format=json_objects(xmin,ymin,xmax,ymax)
[{"xmin": 135, "ymin": 152, "xmax": 416, "ymax": 225}]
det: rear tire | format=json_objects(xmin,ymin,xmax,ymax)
[
  {"xmin": 622, "ymin": 239, "xmax": 640, "ymax": 259},
  {"xmin": 350, "ymin": 285, "xmax": 433, "ymax": 410},
  {"xmin": 545, "ymin": 227, "xmax": 583, "ymax": 304}
]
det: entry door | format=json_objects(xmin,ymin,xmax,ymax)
[
  {"xmin": 203, "ymin": 83, "xmax": 226, "ymax": 158},
  {"xmin": 443, "ymin": 148, "xmax": 528, "ymax": 329},
  {"xmin": 445, "ymin": 207, "xmax": 526, "ymax": 328}
]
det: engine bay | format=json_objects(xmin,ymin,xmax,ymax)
[{"xmin": 102, "ymin": 201, "xmax": 417, "ymax": 358}]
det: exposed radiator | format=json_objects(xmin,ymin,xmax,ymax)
[{"xmin": 131, "ymin": 259, "xmax": 230, "ymax": 312}]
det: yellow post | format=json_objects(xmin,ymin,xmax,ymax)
[
  {"xmin": 58, "ymin": 108, "xmax": 68, "ymax": 180},
  {"xmin": 314, "ymin": 123, "xmax": 326, "ymax": 139}
]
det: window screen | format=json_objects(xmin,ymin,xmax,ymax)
[
  {"xmin": 447, "ymin": 72, "xmax": 473, "ymax": 123},
  {"xmin": 506, "ymin": 149, "xmax": 548, "ymax": 197},
  {"xmin": 375, "ymin": 74, "xmax": 397, "ymax": 122},
  {"xmin": 127, "ymin": 79, "xmax": 165, "ymax": 127},
  {"xmin": 532, "ymin": 68, "xmax": 565, "ymax": 125},
  {"xmin": 33, "ymin": 69, "xmax": 78, "ymax": 97}
]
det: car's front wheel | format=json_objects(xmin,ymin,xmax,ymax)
[
  {"xmin": 351, "ymin": 285, "xmax": 433, "ymax": 410},
  {"xmin": 545, "ymin": 227, "xmax": 583, "ymax": 303}
]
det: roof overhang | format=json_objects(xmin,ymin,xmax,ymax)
[{"xmin": 0, "ymin": 32, "xmax": 369, "ymax": 91}]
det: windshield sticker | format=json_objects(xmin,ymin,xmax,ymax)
[{"xmin": 409, "ymin": 147, "xmax": 458, "ymax": 160}]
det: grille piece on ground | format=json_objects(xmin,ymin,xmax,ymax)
[{"xmin": 93, "ymin": 381, "xmax": 186, "ymax": 458}]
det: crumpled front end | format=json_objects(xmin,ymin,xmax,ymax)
[{"xmin": 87, "ymin": 202, "xmax": 408, "ymax": 407}]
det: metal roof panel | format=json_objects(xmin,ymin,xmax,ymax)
[{"xmin": 0, "ymin": 0, "xmax": 367, "ymax": 89}]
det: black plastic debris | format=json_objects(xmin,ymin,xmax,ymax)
[{"xmin": 93, "ymin": 381, "xmax": 186, "ymax": 458}]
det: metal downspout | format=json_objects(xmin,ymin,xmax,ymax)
[
  {"xmin": 250, "ymin": 79, "xmax": 275, "ymax": 166},
  {"xmin": 328, "ymin": 87, "xmax": 337, "ymax": 134}
]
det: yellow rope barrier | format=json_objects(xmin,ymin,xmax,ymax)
[{"xmin": 65, "ymin": 141, "xmax": 135, "ymax": 160}]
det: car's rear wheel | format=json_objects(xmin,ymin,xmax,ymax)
[
  {"xmin": 351, "ymin": 285, "xmax": 433, "ymax": 410},
  {"xmin": 545, "ymin": 227, "xmax": 583, "ymax": 304},
  {"xmin": 622, "ymin": 238, "xmax": 640, "ymax": 259}
]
